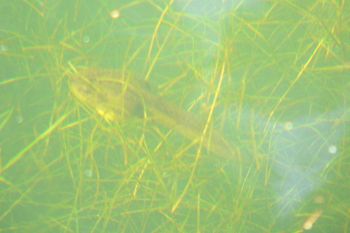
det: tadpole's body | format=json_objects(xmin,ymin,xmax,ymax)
[{"xmin": 69, "ymin": 67, "xmax": 239, "ymax": 160}]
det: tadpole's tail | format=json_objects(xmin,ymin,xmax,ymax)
[{"xmin": 139, "ymin": 90, "xmax": 240, "ymax": 161}]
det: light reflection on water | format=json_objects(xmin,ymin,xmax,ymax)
[
  {"xmin": 270, "ymin": 108, "xmax": 348, "ymax": 217},
  {"xmin": 221, "ymin": 105, "xmax": 348, "ymax": 228}
]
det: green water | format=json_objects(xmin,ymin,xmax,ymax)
[{"xmin": 0, "ymin": 1, "xmax": 349, "ymax": 232}]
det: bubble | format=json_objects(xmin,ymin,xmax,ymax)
[
  {"xmin": 83, "ymin": 35, "xmax": 90, "ymax": 44},
  {"xmin": 39, "ymin": 0, "xmax": 45, "ymax": 7},
  {"xmin": 0, "ymin": 44, "xmax": 8, "ymax": 52},
  {"xmin": 110, "ymin": 9, "xmax": 120, "ymax": 19},
  {"xmin": 302, "ymin": 210, "xmax": 322, "ymax": 231},
  {"xmin": 284, "ymin": 121, "xmax": 293, "ymax": 131},
  {"xmin": 15, "ymin": 115, "xmax": 24, "ymax": 124},
  {"xmin": 84, "ymin": 169, "xmax": 93, "ymax": 177},
  {"xmin": 328, "ymin": 145, "xmax": 337, "ymax": 154},
  {"xmin": 303, "ymin": 221, "xmax": 313, "ymax": 230}
]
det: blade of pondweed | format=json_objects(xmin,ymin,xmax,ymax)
[
  {"xmin": 0, "ymin": 108, "xmax": 14, "ymax": 131},
  {"xmin": 1, "ymin": 111, "xmax": 71, "ymax": 173}
]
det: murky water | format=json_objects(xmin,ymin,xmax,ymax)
[{"xmin": 1, "ymin": 1, "xmax": 349, "ymax": 232}]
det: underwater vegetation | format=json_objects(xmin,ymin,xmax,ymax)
[
  {"xmin": 68, "ymin": 67, "xmax": 239, "ymax": 160},
  {"xmin": 0, "ymin": 0, "xmax": 349, "ymax": 232}
]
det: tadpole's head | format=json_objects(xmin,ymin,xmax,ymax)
[{"xmin": 68, "ymin": 67, "xmax": 141, "ymax": 122}]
